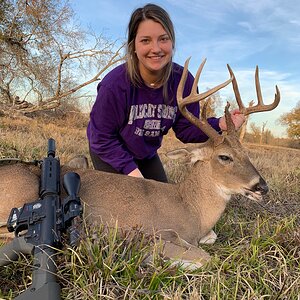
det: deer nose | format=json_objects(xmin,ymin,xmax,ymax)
[{"xmin": 253, "ymin": 177, "xmax": 269, "ymax": 195}]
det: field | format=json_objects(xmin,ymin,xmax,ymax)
[{"xmin": 0, "ymin": 114, "xmax": 299, "ymax": 299}]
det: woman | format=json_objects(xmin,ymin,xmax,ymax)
[{"xmin": 87, "ymin": 3, "xmax": 244, "ymax": 182}]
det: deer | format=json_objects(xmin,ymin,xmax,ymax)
[{"xmin": 0, "ymin": 58, "xmax": 280, "ymax": 269}]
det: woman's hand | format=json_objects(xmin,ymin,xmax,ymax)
[
  {"xmin": 128, "ymin": 168, "xmax": 144, "ymax": 178},
  {"xmin": 219, "ymin": 109, "xmax": 245, "ymax": 131}
]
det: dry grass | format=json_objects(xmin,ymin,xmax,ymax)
[
  {"xmin": 0, "ymin": 114, "xmax": 89, "ymax": 164},
  {"xmin": 0, "ymin": 115, "xmax": 299, "ymax": 299}
]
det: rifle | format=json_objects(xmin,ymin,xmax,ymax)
[{"xmin": 0, "ymin": 138, "xmax": 82, "ymax": 300}]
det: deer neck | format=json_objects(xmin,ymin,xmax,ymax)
[{"xmin": 178, "ymin": 161, "xmax": 229, "ymax": 235}]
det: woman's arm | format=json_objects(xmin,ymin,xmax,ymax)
[
  {"xmin": 88, "ymin": 83, "xmax": 138, "ymax": 175},
  {"xmin": 128, "ymin": 168, "xmax": 144, "ymax": 178}
]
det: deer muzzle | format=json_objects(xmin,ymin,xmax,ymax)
[
  {"xmin": 244, "ymin": 177, "xmax": 268, "ymax": 201},
  {"xmin": 253, "ymin": 177, "xmax": 269, "ymax": 195}
]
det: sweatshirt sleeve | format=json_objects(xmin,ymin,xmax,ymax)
[
  {"xmin": 172, "ymin": 69, "xmax": 222, "ymax": 143},
  {"xmin": 88, "ymin": 83, "xmax": 138, "ymax": 174}
]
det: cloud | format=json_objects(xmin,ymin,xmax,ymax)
[
  {"xmin": 175, "ymin": 35, "xmax": 271, "ymax": 70},
  {"xmin": 165, "ymin": 0, "xmax": 229, "ymax": 22},
  {"xmin": 289, "ymin": 19, "xmax": 300, "ymax": 26},
  {"xmin": 237, "ymin": 22, "xmax": 255, "ymax": 33}
]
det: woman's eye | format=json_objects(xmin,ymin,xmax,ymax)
[{"xmin": 160, "ymin": 36, "xmax": 170, "ymax": 42}]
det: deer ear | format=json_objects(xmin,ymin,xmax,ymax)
[
  {"xmin": 166, "ymin": 147, "xmax": 212, "ymax": 164},
  {"xmin": 165, "ymin": 148, "xmax": 190, "ymax": 160}
]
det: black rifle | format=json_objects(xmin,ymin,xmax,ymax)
[{"xmin": 0, "ymin": 138, "xmax": 82, "ymax": 300}]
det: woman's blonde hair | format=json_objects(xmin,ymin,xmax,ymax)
[{"xmin": 126, "ymin": 3, "xmax": 175, "ymax": 97}]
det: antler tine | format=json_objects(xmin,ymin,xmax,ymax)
[
  {"xmin": 224, "ymin": 102, "xmax": 236, "ymax": 135},
  {"xmin": 177, "ymin": 58, "xmax": 233, "ymax": 146},
  {"xmin": 191, "ymin": 58, "xmax": 207, "ymax": 101},
  {"xmin": 255, "ymin": 66, "xmax": 263, "ymax": 106},
  {"xmin": 177, "ymin": 57, "xmax": 204, "ymax": 106},
  {"xmin": 177, "ymin": 58, "xmax": 234, "ymax": 107},
  {"xmin": 228, "ymin": 64, "xmax": 281, "ymax": 116},
  {"xmin": 177, "ymin": 57, "xmax": 191, "ymax": 106},
  {"xmin": 227, "ymin": 64, "xmax": 246, "ymax": 114},
  {"xmin": 244, "ymin": 66, "xmax": 281, "ymax": 115}
]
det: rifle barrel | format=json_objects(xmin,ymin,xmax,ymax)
[{"xmin": 47, "ymin": 138, "xmax": 56, "ymax": 158}]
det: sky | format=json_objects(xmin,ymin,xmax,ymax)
[{"xmin": 70, "ymin": 0, "xmax": 300, "ymax": 137}]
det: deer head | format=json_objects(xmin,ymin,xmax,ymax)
[{"xmin": 175, "ymin": 58, "xmax": 280, "ymax": 201}]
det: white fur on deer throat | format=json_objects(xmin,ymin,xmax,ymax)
[{"xmin": 215, "ymin": 183, "xmax": 232, "ymax": 202}]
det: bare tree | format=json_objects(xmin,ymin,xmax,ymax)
[
  {"xmin": 0, "ymin": 0, "xmax": 125, "ymax": 115},
  {"xmin": 259, "ymin": 121, "xmax": 267, "ymax": 144},
  {"xmin": 239, "ymin": 100, "xmax": 254, "ymax": 142},
  {"xmin": 264, "ymin": 129, "xmax": 274, "ymax": 145},
  {"xmin": 202, "ymin": 91, "xmax": 223, "ymax": 117},
  {"xmin": 250, "ymin": 123, "xmax": 261, "ymax": 143}
]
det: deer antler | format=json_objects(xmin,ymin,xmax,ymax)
[
  {"xmin": 227, "ymin": 65, "xmax": 280, "ymax": 116},
  {"xmin": 177, "ymin": 58, "xmax": 233, "ymax": 146}
]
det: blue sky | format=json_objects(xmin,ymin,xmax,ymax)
[{"xmin": 70, "ymin": 0, "xmax": 300, "ymax": 137}]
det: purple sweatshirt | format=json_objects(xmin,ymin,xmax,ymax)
[{"xmin": 87, "ymin": 62, "xmax": 221, "ymax": 175}]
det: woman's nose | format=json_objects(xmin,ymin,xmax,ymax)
[{"xmin": 151, "ymin": 40, "xmax": 161, "ymax": 52}]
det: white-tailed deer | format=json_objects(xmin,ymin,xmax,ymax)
[{"xmin": 0, "ymin": 58, "xmax": 280, "ymax": 269}]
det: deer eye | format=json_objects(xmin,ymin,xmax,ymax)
[{"xmin": 218, "ymin": 155, "xmax": 233, "ymax": 163}]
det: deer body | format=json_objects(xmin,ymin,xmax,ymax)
[
  {"xmin": 0, "ymin": 135, "xmax": 266, "ymax": 268},
  {"xmin": 0, "ymin": 161, "xmax": 222, "ymax": 246},
  {"xmin": 0, "ymin": 59, "xmax": 280, "ymax": 268}
]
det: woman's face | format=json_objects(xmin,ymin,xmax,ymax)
[{"xmin": 135, "ymin": 19, "xmax": 173, "ymax": 79}]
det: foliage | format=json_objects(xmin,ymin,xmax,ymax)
[
  {"xmin": 0, "ymin": 0, "xmax": 124, "ymax": 115},
  {"xmin": 279, "ymin": 101, "xmax": 300, "ymax": 139}
]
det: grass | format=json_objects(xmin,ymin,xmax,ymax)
[{"xmin": 0, "ymin": 115, "xmax": 299, "ymax": 299}]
